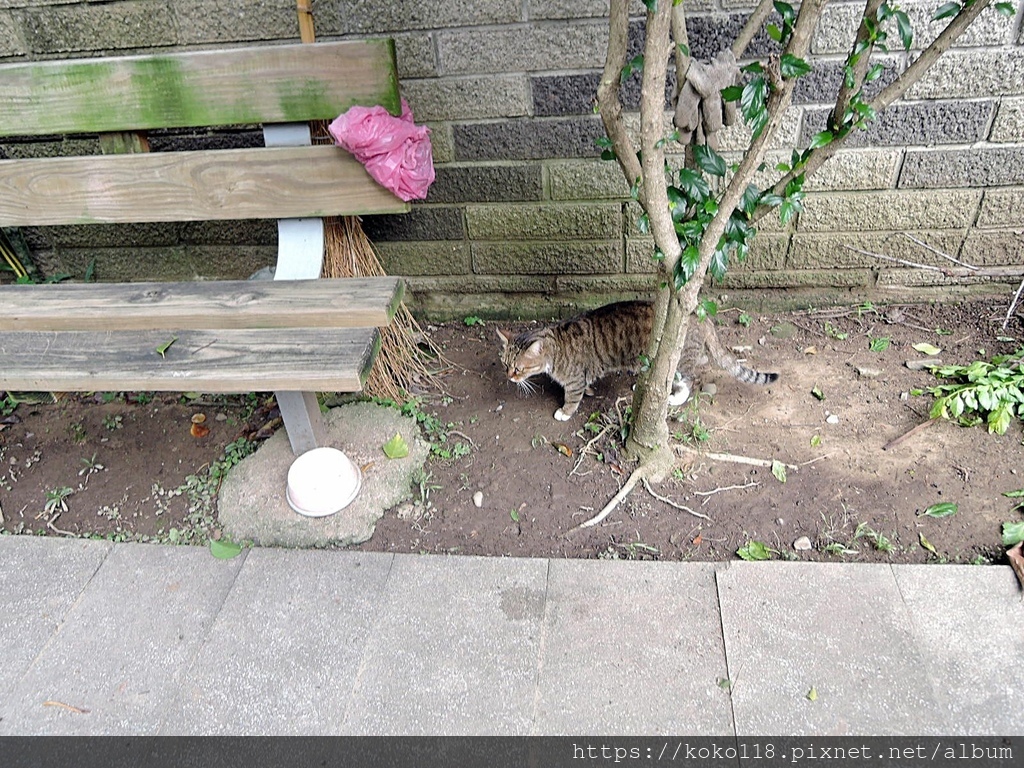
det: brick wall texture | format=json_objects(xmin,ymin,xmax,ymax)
[{"xmin": 1, "ymin": 0, "xmax": 1022, "ymax": 317}]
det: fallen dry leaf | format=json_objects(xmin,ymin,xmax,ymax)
[
  {"xmin": 692, "ymin": 534, "xmax": 704, "ymax": 546},
  {"xmin": 1007, "ymin": 542, "xmax": 1024, "ymax": 592},
  {"xmin": 190, "ymin": 413, "xmax": 206, "ymax": 424},
  {"xmin": 552, "ymin": 442, "xmax": 572, "ymax": 458},
  {"xmin": 190, "ymin": 423, "xmax": 211, "ymax": 439},
  {"xmin": 43, "ymin": 700, "xmax": 90, "ymax": 714}
]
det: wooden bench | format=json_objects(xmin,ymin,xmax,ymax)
[{"xmin": 0, "ymin": 40, "xmax": 409, "ymax": 455}]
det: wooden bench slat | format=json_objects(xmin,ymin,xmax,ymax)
[
  {"xmin": 0, "ymin": 146, "xmax": 409, "ymax": 226},
  {"xmin": 0, "ymin": 277, "xmax": 404, "ymax": 332},
  {"xmin": 0, "ymin": 327, "xmax": 381, "ymax": 393},
  {"xmin": 0, "ymin": 41, "xmax": 401, "ymax": 137}
]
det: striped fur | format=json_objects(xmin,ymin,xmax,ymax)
[{"xmin": 497, "ymin": 300, "xmax": 777, "ymax": 421}]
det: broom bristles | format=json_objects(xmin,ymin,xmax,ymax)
[{"xmin": 322, "ymin": 215, "xmax": 446, "ymax": 404}]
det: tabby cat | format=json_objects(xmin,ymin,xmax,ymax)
[{"xmin": 496, "ymin": 300, "xmax": 778, "ymax": 421}]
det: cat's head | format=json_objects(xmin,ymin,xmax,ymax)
[{"xmin": 496, "ymin": 329, "xmax": 549, "ymax": 384}]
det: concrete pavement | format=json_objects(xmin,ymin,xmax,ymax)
[{"xmin": 0, "ymin": 535, "xmax": 1021, "ymax": 736}]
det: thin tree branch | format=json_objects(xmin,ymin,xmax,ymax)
[
  {"xmin": 868, "ymin": 0, "xmax": 993, "ymax": 113},
  {"xmin": 671, "ymin": 0, "xmax": 691, "ymax": 106},
  {"xmin": 755, "ymin": 0, "xmax": 993, "ymax": 224},
  {"xmin": 596, "ymin": 0, "xmax": 642, "ymax": 187},
  {"xmin": 732, "ymin": 0, "xmax": 776, "ymax": 59},
  {"xmin": 694, "ymin": 0, "xmax": 826, "ymax": 293},
  {"xmin": 640, "ymin": 0, "xmax": 681, "ymax": 270},
  {"xmin": 1003, "ymin": 276, "xmax": 1024, "ymax": 331},
  {"xmin": 830, "ymin": 0, "xmax": 884, "ymax": 131}
]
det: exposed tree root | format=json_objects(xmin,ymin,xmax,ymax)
[{"xmin": 675, "ymin": 444, "xmax": 797, "ymax": 470}]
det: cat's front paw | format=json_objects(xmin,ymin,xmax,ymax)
[{"xmin": 554, "ymin": 408, "xmax": 574, "ymax": 421}]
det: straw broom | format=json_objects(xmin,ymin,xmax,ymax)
[{"xmin": 295, "ymin": 3, "xmax": 443, "ymax": 404}]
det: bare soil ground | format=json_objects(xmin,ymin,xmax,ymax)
[{"xmin": 2, "ymin": 298, "xmax": 1022, "ymax": 566}]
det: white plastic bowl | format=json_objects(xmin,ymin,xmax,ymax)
[{"xmin": 286, "ymin": 447, "xmax": 362, "ymax": 518}]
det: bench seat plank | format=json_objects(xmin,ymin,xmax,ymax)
[
  {"xmin": 0, "ymin": 41, "xmax": 401, "ymax": 137},
  {"xmin": 0, "ymin": 328, "xmax": 381, "ymax": 393},
  {"xmin": 0, "ymin": 146, "xmax": 409, "ymax": 226},
  {"xmin": 0, "ymin": 277, "xmax": 405, "ymax": 332}
]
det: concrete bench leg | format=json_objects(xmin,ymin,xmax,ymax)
[
  {"xmin": 265, "ymin": 123, "xmax": 329, "ymax": 456},
  {"xmin": 275, "ymin": 391, "xmax": 328, "ymax": 455}
]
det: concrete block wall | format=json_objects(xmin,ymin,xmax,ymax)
[{"xmin": 1, "ymin": 0, "xmax": 1022, "ymax": 318}]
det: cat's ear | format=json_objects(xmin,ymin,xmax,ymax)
[
  {"xmin": 496, "ymin": 328, "xmax": 512, "ymax": 345},
  {"xmin": 526, "ymin": 339, "xmax": 544, "ymax": 356}
]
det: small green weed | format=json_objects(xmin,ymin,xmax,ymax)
[
  {"xmin": 823, "ymin": 321, "xmax": 848, "ymax": 341},
  {"xmin": 463, "ymin": 316, "xmax": 485, "ymax": 327},
  {"xmin": 102, "ymin": 414, "xmax": 123, "ymax": 431},
  {"xmin": 43, "ymin": 486, "xmax": 73, "ymax": 516},
  {"xmin": 737, "ymin": 312, "xmax": 752, "ymax": 328},
  {"xmin": 913, "ymin": 347, "xmax": 1024, "ymax": 435},
  {"xmin": 854, "ymin": 522, "xmax": 894, "ymax": 554}
]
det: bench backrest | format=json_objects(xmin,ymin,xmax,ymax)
[{"xmin": 0, "ymin": 41, "xmax": 410, "ymax": 228}]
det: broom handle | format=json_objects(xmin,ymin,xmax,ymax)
[{"xmin": 297, "ymin": 1, "xmax": 315, "ymax": 44}]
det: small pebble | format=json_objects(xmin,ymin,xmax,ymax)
[
  {"xmin": 702, "ymin": 382, "xmax": 718, "ymax": 396},
  {"xmin": 906, "ymin": 359, "xmax": 939, "ymax": 371},
  {"xmin": 855, "ymin": 366, "xmax": 882, "ymax": 378},
  {"xmin": 472, "ymin": 491, "xmax": 484, "ymax": 508},
  {"xmin": 825, "ymin": 414, "xmax": 840, "ymax": 425},
  {"xmin": 794, "ymin": 536, "xmax": 813, "ymax": 551},
  {"xmin": 215, "ymin": 412, "xmax": 228, "ymax": 422}
]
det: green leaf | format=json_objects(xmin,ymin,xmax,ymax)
[
  {"xmin": 810, "ymin": 434, "xmax": 822, "ymax": 447},
  {"xmin": 721, "ymin": 84, "xmax": 744, "ymax": 102},
  {"xmin": 811, "ymin": 386, "xmax": 825, "ymax": 401},
  {"xmin": 869, "ymin": 336, "xmax": 891, "ymax": 352},
  {"xmin": 767, "ymin": 23, "xmax": 784, "ymax": 42},
  {"xmin": 696, "ymin": 299, "xmax": 719, "ymax": 321},
  {"xmin": 740, "ymin": 76, "xmax": 769, "ymax": 137},
  {"xmin": 893, "ymin": 9, "xmax": 914, "ymax": 50},
  {"xmin": 988, "ymin": 403, "xmax": 1013, "ymax": 435},
  {"xmin": 913, "ymin": 342, "xmax": 942, "ymax": 356},
  {"xmin": 1001, "ymin": 489, "xmax": 1024, "ymax": 498},
  {"xmin": 807, "ymin": 687, "xmax": 818, "ymax": 702},
  {"xmin": 677, "ymin": 168, "xmax": 710, "ymax": 201},
  {"xmin": 918, "ymin": 531, "xmax": 938, "ymax": 555},
  {"xmin": 865, "ymin": 62, "xmax": 885, "ymax": 83},
  {"xmin": 922, "ymin": 502, "xmax": 958, "ymax": 518},
  {"xmin": 210, "ymin": 538, "xmax": 243, "ymax": 560},
  {"xmin": 510, "ymin": 508, "xmax": 520, "ymax": 523},
  {"xmin": 693, "ymin": 144, "xmax": 727, "ymax": 177},
  {"xmin": 382, "ymin": 432, "xmax": 410, "ymax": 459},
  {"xmin": 808, "ymin": 130, "xmax": 834, "ymax": 149},
  {"xmin": 620, "ymin": 54, "xmax": 645, "ymax": 84},
  {"xmin": 674, "ymin": 245, "xmax": 700, "ymax": 290},
  {"xmin": 995, "ymin": 1, "xmax": 1015, "ymax": 15},
  {"xmin": 678, "ymin": 42, "xmax": 691, "ymax": 57},
  {"xmin": 156, "ymin": 336, "xmax": 178, "ymax": 358},
  {"xmin": 771, "ymin": 459, "xmax": 788, "ymax": 483},
  {"xmin": 1002, "ymin": 521, "xmax": 1024, "ymax": 547},
  {"xmin": 709, "ymin": 245, "xmax": 729, "ymax": 281},
  {"xmin": 932, "ymin": 1, "xmax": 961, "ymax": 20},
  {"xmin": 780, "ymin": 54, "xmax": 812, "ymax": 79},
  {"xmin": 737, "ymin": 540, "xmax": 773, "ymax": 561}
]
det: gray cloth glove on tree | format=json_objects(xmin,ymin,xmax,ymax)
[{"xmin": 673, "ymin": 49, "xmax": 741, "ymax": 149}]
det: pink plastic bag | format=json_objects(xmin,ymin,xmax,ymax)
[{"xmin": 328, "ymin": 99, "xmax": 435, "ymax": 202}]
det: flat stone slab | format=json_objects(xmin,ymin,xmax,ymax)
[
  {"xmin": 218, "ymin": 402, "xmax": 428, "ymax": 548},
  {"xmin": 536, "ymin": 560, "xmax": 733, "ymax": 735},
  {"xmin": 162, "ymin": 549, "xmax": 395, "ymax": 735},
  {"xmin": 718, "ymin": 561, "xmax": 949, "ymax": 735},
  {"xmin": 0, "ymin": 543, "xmax": 244, "ymax": 735},
  {"xmin": 0, "ymin": 537, "xmax": 111, "ymax": 700},
  {"xmin": 892, "ymin": 564, "xmax": 1024, "ymax": 736},
  {"xmin": 341, "ymin": 554, "xmax": 548, "ymax": 735}
]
